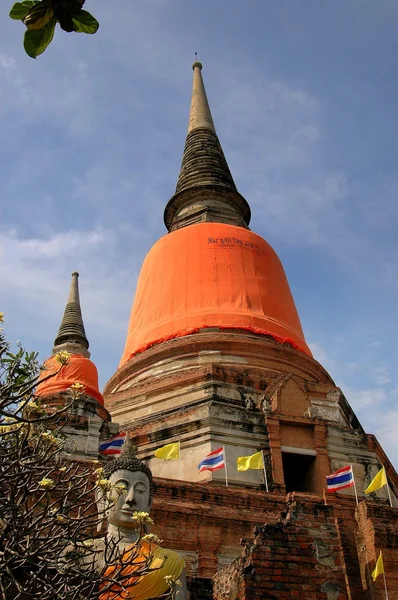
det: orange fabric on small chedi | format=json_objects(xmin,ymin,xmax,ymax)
[
  {"xmin": 36, "ymin": 272, "xmax": 104, "ymax": 406},
  {"xmin": 120, "ymin": 222, "xmax": 312, "ymax": 366},
  {"xmin": 36, "ymin": 354, "xmax": 104, "ymax": 406}
]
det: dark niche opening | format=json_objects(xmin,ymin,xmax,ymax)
[{"xmin": 282, "ymin": 451, "xmax": 317, "ymax": 493}]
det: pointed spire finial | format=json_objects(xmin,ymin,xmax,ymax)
[
  {"xmin": 192, "ymin": 52, "xmax": 202, "ymax": 70},
  {"xmin": 164, "ymin": 62, "xmax": 251, "ymax": 231},
  {"xmin": 53, "ymin": 272, "xmax": 90, "ymax": 358},
  {"xmin": 188, "ymin": 60, "xmax": 215, "ymax": 134}
]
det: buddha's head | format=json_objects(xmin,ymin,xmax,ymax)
[{"xmin": 99, "ymin": 438, "xmax": 153, "ymax": 531}]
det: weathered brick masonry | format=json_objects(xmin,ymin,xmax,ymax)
[
  {"xmin": 213, "ymin": 498, "xmax": 348, "ymax": 600},
  {"xmin": 150, "ymin": 479, "xmax": 398, "ymax": 599}
]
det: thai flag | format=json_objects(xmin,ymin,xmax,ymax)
[
  {"xmin": 99, "ymin": 432, "xmax": 126, "ymax": 455},
  {"xmin": 326, "ymin": 465, "xmax": 354, "ymax": 492},
  {"xmin": 198, "ymin": 447, "xmax": 225, "ymax": 472}
]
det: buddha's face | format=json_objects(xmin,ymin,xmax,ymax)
[{"xmin": 106, "ymin": 469, "xmax": 151, "ymax": 529}]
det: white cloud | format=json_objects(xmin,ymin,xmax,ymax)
[
  {"xmin": 0, "ymin": 52, "xmax": 16, "ymax": 72},
  {"xmin": 372, "ymin": 365, "xmax": 391, "ymax": 386},
  {"xmin": 308, "ymin": 341, "xmax": 337, "ymax": 374},
  {"xmin": 0, "ymin": 228, "xmax": 137, "ymax": 340},
  {"xmin": 347, "ymin": 388, "xmax": 388, "ymax": 409},
  {"xmin": 217, "ymin": 69, "xmax": 321, "ymax": 175},
  {"xmin": 306, "ymin": 334, "xmax": 398, "ymax": 466}
]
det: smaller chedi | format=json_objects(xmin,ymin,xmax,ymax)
[{"xmin": 96, "ymin": 438, "xmax": 187, "ymax": 600}]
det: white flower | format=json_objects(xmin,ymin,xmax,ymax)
[
  {"xmin": 115, "ymin": 483, "xmax": 128, "ymax": 494},
  {"xmin": 70, "ymin": 382, "xmax": 85, "ymax": 390},
  {"xmin": 39, "ymin": 478, "xmax": 55, "ymax": 490},
  {"xmin": 132, "ymin": 511, "xmax": 154, "ymax": 525},
  {"xmin": 56, "ymin": 514, "xmax": 68, "ymax": 525},
  {"xmin": 41, "ymin": 431, "xmax": 62, "ymax": 446},
  {"xmin": 70, "ymin": 382, "xmax": 85, "ymax": 397},
  {"xmin": 55, "ymin": 350, "xmax": 71, "ymax": 365},
  {"xmin": 164, "ymin": 575, "xmax": 181, "ymax": 589},
  {"xmin": 96, "ymin": 478, "xmax": 111, "ymax": 491}
]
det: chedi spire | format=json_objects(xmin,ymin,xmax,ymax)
[
  {"xmin": 53, "ymin": 271, "xmax": 90, "ymax": 357},
  {"xmin": 187, "ymin": 61, "xmax": 216, "ymax": 134},
  {"xmin": 164, "ymin": 62, "xmax": 251, "ymax": 232},
  {"xmin": 37, "ymin": 271, "xmax": 104, "ymax": 407}
]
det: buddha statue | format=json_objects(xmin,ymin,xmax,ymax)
[{"xmin": 96, "ymin": 439, "xmax": 187, "ymax": 600}]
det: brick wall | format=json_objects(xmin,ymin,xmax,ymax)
[
  {"xmin": 213, "ymin": 497, "xmax": 349, "ymax": 600},
  {"xmin": 150, "ymin": 479, "xmax": 398, "ymax": 599},
  {"xmin": 151, "ymin": 478, "xmax": 286, "ymax": 581},
  {"xmin": 356, "ymin": 500, "xmax": 398, "ymax": 599},
  {"xmin": 187, "ymin": 576, "xmax": 214, "ymax": 600}
]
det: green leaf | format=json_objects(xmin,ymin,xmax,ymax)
[
  {"xmin": 23, "ymin": 3, "xmax": 53, "ymax": 30},
  {"xmin": 71, "ymin": 10, "xmax": 99, "ymax": 34},
  {"xmin": 10, "ymin": 0, "xmax": 41, "ymax": 18},
  {"xmin": 68, "ymin": 0, "xmax": 86, "ymax": 17},
  {"xmin": 56, "ymin": 7, "xmax": 74, "ymax": 32},
  {"xmin": 9, "ymin": 2, "xmax": 32, "ymax": 19},
  {"xmin": 23, "ymin": 16, "xmax": 56, "ymax": 58}
]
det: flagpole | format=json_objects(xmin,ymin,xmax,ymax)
[
  {"xmin": 382, "ymin": 568, "xmax": 389, "ymax": 600},
  {"xmin": 351, "ymin": 464, "xmax": 359, "ymax": 505},
  {"xmin": 384, "ymin": 469, "xmax": 393, "ymax": 507},
  {"xmin": 261, "ymin": 450, "xmax": 268, "ymax": 492},
  {"xmin": 178, "ymin": 441, "xmax": 182, "ymax": 481},
  {"xmin": 363, "ymin": 548, "xmax": 375, "ymax": 600},
  {"xmin": 382, "ymin": 567, "xmax": 389, "ymax": 600},
  {"xmin": 223, "ymin": 446, "xmax": 228, "ymax": 488}
]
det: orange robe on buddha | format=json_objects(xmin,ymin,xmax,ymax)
[{"xmin": 100, "ymin": 541, "xmax": 185, "ymax": 600}]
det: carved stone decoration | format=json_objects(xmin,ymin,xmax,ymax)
[{"xmin": 244, "ymin": 396, "xmax": 254, "ymax": 411}]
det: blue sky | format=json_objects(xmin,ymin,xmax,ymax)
[{"xmin": 1, "ymin": 0, "xmax": 398, "ymax": 468}]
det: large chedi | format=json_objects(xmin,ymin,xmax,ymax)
[
  {"xmin": 100, "ymin": 64, "xmax": 398, "ymax": 599},
  {"xmin": 119, "ymin": 63, "xmax": 311, "ymax": 366},
  {"xmin": 104, "ymin": 62, "xmax": 397, "ymax": 504}
]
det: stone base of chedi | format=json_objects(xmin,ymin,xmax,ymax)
[
  {"xmin": 106, "ymin": 331, "xmax": 397, "ymax": 501},
  {"xmin": 151, "ymin": 478, "xmax": 398, "ymax": 600}
]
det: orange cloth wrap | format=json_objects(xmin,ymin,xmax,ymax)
[
  {"xmin": 120, "ymin": 223, "xmax": 311, "ymax": 366},
  {"xmin": 100, "ymin": 542, "xmax": 185, "ymax": 600},
  {"xmin": 36, "ymin": 354, "xmax": 104, "ymax": 406}
]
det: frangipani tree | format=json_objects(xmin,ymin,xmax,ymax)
[{"xmin": 0, "ymin": 315, "xmax": 178, "ymax": 599}]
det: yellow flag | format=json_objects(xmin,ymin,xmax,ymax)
[
  {"xmin": 365, "ymin": 467, "xmax": 387, "ymax": 494},
  {"xmin": 237, "ymin": 451, "xmax": 263, "ymax": 472},
  {"xmin": 154, "ymin": 442, "xmax": 179, "ymax": 460},
  {"xmin": 371, "ymin": 551, "xmax": 384, "ymax": 581}
]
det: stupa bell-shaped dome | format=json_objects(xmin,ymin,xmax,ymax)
[
  {"xmin": 120, "ymin": 64, "xmax": 311, "ymax": 367},
  {"xmin": 120, "ymin": 223, "xmax": 311, "ymax": 366}
]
